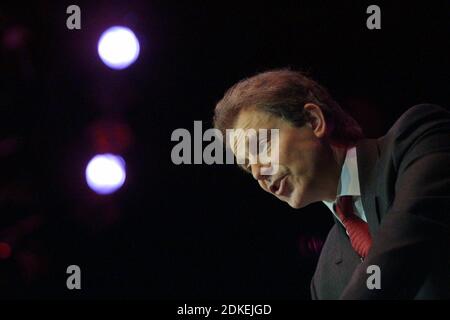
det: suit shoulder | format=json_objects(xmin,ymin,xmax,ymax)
[
  {"xmin": 381, "ymin": 104, "xmax": 450, "ymax": 170},
  {"xmin": 386, "ymin": 104, "xmax": 450, "ymax": 140}
]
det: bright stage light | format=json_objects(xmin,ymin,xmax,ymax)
[
  {"xmin": 86, "ymin": 154, "xmax": 126, "ymax": 194},
  {"xmin": 97, "ymin": 26, "xmax": 140, "ymax": 70}
]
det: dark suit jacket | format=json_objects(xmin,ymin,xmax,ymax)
[{"xmin": 311, "ymin": 104, "xmax": 450, "ymax": 300}]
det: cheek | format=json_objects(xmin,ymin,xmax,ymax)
[
  {"xmin": 277, "ymin": 142, "xmax": 297, "ymax": 170},
  {"xmin": 290, "ymin": 143, "xmax": 320, "ymax": 177},
  {"xmin": 283, "ymin": 150, "xmax": 308, "ymax": 177},
  {"xmin": 277, "ymin": 136, "xmax": 307, "ymax": 172}
]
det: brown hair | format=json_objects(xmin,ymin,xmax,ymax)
[{"xmin": 213, "ymin": 69, "xmax": 363, "ymax": 145}]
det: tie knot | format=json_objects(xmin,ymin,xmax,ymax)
[{"xmin": 335, "ymin": 195, "xmax": 354, "ymax": 220}]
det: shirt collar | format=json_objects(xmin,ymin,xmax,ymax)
[{"xmin": 322, "ymin": 146, "xmax": 361, "ymax": 210}]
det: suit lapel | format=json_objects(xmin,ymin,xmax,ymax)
[{"xmin": 356, "ymin": 139, "xmax": 381, "ymax": 236}]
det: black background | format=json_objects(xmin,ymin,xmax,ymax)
[{"xmin": 0, "ymin": 0, "xmax": 449, "ymax": 299}]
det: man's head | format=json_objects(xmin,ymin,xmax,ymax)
[{"xmin": 213, "ymin": 69, "xmax": 363, "ymax": 208}]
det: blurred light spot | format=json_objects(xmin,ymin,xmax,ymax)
[
  {"xmin": 0, "ymin": 137, "xmax": 19, "ymax": 157},
  {"xmin": 2, "ymin": 26, "xmax": 28, "ymax": 50},
  {"xmin": 89, "ymin": 120, "xmax": 133, "ymax": 153},
  {"xmin": 97, "ymin": 26, "xmax": 140, "ymax": 70},
  {"xmin": 16, "ymin": 249, "xmax": 49, "ymax": 283},
  {"xmin": 86, "ymin": 154, "xmax": 126, "ymax": 194},
  {"xmin": 0, "ymin": 242, "xmax": 12, "ymax": 260}
]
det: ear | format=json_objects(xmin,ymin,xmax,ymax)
[{"xmin": 303, "ymin": 103, "xmax": 327, "ymax": 138}]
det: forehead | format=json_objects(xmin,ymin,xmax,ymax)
[{"xmin": 233, "ymin": 108, "xmax": 287, "ymax": 130}]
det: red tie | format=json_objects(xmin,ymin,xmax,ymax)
[{"xmin": 335, "ymin": 196, "xmax": 372, "ymax": 258}]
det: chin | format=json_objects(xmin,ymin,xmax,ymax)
[
  {"xmin": 286, "ymin": 195, "xmax": 304, "ymax": 209},
  {"xmin": 288, "ymin": 201, "xmax": 303, "ymax": 209},
  {"xmin": 287, "ymin": 189, "xmax": 312, "ymax": 209}
]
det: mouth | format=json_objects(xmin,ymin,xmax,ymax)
[{"xmin": 269, "ymin": 174, "xmax": 288, "ymax": 196}]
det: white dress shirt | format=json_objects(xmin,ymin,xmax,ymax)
[{"xmin": 322, "ymin": 147, "xmax": 367, "ymax": 226}]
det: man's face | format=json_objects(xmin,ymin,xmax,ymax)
[{"xmin": 232, "ymin": 106, "xmax": 339, "ymax": 208}]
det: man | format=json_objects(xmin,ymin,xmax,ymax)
[{"xmin": 213, "ymin": 69, "xmax": 450, "ymax": 299}]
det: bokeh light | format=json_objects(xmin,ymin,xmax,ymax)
[
  {"xmin": 0, "ymin": 242, "xmax": 12, "ymax": 260},
  {"xmin": 97, "ymin": 26, "xmax": 140, "ymax": 70},
  {"xmin": 86, "ymin": 154, "xmax": 126, "ymax": 194}
]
